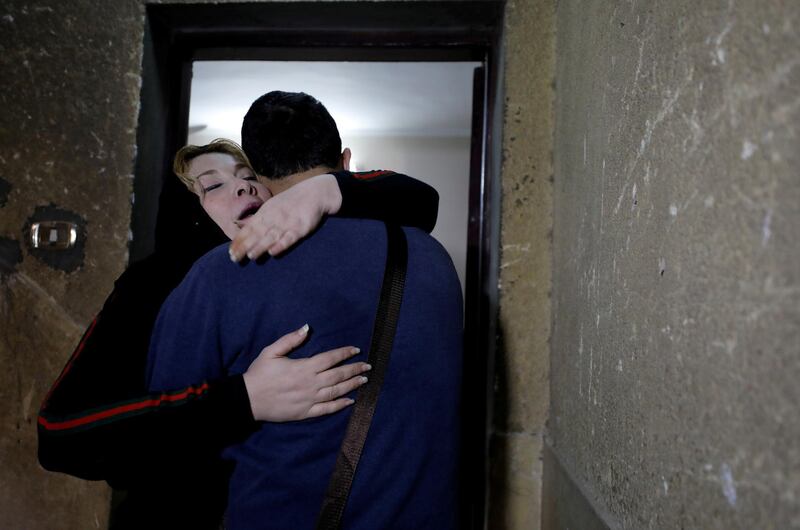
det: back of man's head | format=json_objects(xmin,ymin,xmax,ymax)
[{"xmin": 241, "ymin": 91, "xmax": 342, "ymax": 180}]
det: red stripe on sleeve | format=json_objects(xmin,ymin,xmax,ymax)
[
  {"xmin": 38, "ymin": 383, "xmax": 211, "ymax": 431},
  {"xmin": 352, "ymin": 170, "xmax": 394, "ymax": 180}
]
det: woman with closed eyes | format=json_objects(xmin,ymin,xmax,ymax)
[{"xmin": 38, "ymin": 138, "xmax": 439, "ymax": 529}]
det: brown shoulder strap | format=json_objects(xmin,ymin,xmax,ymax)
[{"xmin": 316, "ymin": 223, "xmax": 408, "ymax": 530}]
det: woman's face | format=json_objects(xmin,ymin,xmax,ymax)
[{"xmin": 188, "ymin": 152, "xmax": 271, "ymax": 239}]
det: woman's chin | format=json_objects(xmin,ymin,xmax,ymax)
[{"xmin": 223, "ymin": 224, "xmax": 242, "ymax": 240}]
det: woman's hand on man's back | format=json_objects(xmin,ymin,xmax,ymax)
[
  {"xmin": 242, "ymin": 324, "xmax": 369, "ymax": 422},
  {"xmin": 228, "ymin": 173, "xmax": 342, "ymax": 262}
]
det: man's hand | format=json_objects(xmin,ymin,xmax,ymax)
[
  {"xmin": 229, "ymin": 173, "xmax": 343, "ymax": 262},
  {"xmin": 242, "ymin": 324, "xmax": 369, "ymax": 421}
]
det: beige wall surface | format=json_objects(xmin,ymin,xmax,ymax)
[
  {"xmin": 551, "ymin": 1, "xmax": 800, "ymax": 529},
  {"xmin": 1, "ymin": 1, "xmax": 144, "ymax": 528},
  {"xmin": 489, "ymin": 0, "xmax": 555, "ymax": 528}
]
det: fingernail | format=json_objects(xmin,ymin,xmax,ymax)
[
  {"xmin": 346, "ymin": 398, "xmax": 355, "ymax": 405},
  {"xmin": 229, "ymin": 247, "xmax": 239, "ymax": 262},
  {"xmin": 360, "ymin": 376, "xmax": 368, "ymax": 384},
  {"xmin": 351, "ymin": 347, "xmax": 361, "ymax": 355},
  {"xmin": 364, "ymin": 364, "xmax": 372, "ymax": 371},
  {"xmin": 299, "ymin": 324, "xmax": 309, "ymax": 335}
]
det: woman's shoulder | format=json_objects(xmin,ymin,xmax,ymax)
[{"xmin": 119, "ymin": 251, "xmax": 198, "ymax": 296}]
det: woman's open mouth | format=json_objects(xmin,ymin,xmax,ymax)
[
  {"xmin": 234, "ymin": 202, "xmax": 263, "ymax": 228},
  {"xmin": 238, "ymin": 202, "xmax": 262, "ymax": 221}
]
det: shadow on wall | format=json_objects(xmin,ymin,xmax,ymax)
[{"xmin": 487, "ymin": 320, "xmax": 511, "ymax": 529}]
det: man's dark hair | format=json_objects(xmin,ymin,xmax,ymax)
[{"xmin": 241, "ymin": 91, "xmax": 342, "ymax": 180}]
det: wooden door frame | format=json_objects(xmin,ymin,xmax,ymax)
[{"xmin": 131, "ymin": 3, "xmax": 505, "ymax": 528}]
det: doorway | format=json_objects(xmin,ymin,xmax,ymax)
[
  {"xmin": 131, "ymin": 3, "xmax": 504, "ymax": 528},
  {"xmin": 187, "ymin": 60, "xmax": 480, "ymax": 293}
]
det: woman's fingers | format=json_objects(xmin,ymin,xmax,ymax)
[
  {"xmin": 229, "ymin": 224, "xmax": 258, "ymax": 262},
  {"xmin": 245, "ymin": 330, "xmax": 373, "ymax": 421},
  {"xmin": 235, "ymin": 227, "xmax": 279, "ymax": 262},
  {"xmin": 304, "ymin": 372, "xmax": 369, "ymax": 419},
  {"xmin": 309, "ymin": 346, "xmax": 362, "ymax": 372},
  {"xmin": 229, "ymin": 210, "xmax": 281, "ymax": 261},
  {"xmin": 268, "ymin": 230, "xmax": 301, "ymax": 257},
  {"xmin": 243, "ymin": 234, "xmax": 276, "ymax": 262},
  {"xmin": 306, "ymin": 397, "xmax": 356, "ymax": 419},
  {"xmin": 256, "ymin": 324, "xmax": 309, "ymax": 360},
  {"xmin": 318, "ymin": 361, "xmax": 371, "ymax": 389},
  {"xmin": 316, "ymin": 372, "xmax": 369, "ymax": 403}
]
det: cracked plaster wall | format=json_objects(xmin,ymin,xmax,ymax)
[{"xmin": 551, "ymin": 1, "xmax": 800, "ymax": 528}]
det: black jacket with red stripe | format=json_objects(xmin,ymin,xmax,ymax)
[{"xmin": 37, "ymin": 170, "xmax": 439, "ymax": 528}]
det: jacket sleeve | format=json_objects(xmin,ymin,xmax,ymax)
[
  {"xmin": 332, "ymin": 170, "xmax": 439, "ymax": 233},
  {"xmin": 37, "ymin": 257, "xmax": 257, "ymax": 486},
  {"xmin": 37, "ymin": 171, "xmax": 438, "ymax": 485}
]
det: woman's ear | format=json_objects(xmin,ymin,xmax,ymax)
[{"xmin": 340, "ymin": 147, "xmax": 352, "ymax": 171}]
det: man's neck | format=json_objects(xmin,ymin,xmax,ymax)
[{"xmin": 268, "ymin": 165, "xmax": 335, "ymax": 194}]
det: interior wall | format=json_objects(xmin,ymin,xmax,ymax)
[
  {"xmin": 549, "ymin": 1, "xmax": 800, "ymax": 528},
  {"xmin": 344, "ymin": 135, "xmax": 471, "ymax": 293},
  {"xmin": 0, "ymin": 1, "xmax": 143, "ymax": 528},
  {"xmin": 488, "ymin": 0, "xmax": 555, "ymax": 528}
]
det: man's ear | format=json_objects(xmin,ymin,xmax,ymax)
[{"xmin": 340, "ymin": 147, "xmax": 352, "ymax": 171}]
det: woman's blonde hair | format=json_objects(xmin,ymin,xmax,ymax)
[{"xmin": 173, "ymin": 138, "xmax": 254, "ymax": 192}]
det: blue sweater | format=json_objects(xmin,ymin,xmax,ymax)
[{"xmin": 147, "ymin": 218, "xmax": 463, "ymax": 530}]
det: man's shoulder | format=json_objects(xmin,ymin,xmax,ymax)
[
  {"xmin": 312, "ymin": 218, "xmax": 449, "ymax": 263},
  {"xmin": 315, "ymin": 218, "xmax": 450, "ymax": 260},
  {"xmin": 313, "ymin": 216, "xmax": 385, "ymax": 236},
  {"xmin": 295, "ymin": 218, "xmax": 391, "ymax": 257},
  {"xmin": 317, "ymin": 217, "xmax": 434, "ymax": 242}
]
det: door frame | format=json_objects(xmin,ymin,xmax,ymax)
[{"xmin": 131, "ymin": 3, "xmax": 505, "ymax": 528}]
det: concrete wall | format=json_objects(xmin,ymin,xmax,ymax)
[
  {"xmin": 488, "ymin": 0, "xmax": 555, "ymax": 528},
  {"xmin": 0, "ymin": 1, "xmax": 143, "ymax": 528},
  {"xmin": 549, "ymin": 1, "xmax": 800, "ymax": 528}
]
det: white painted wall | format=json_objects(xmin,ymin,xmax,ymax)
[{"xmin": 344, "ymin": 135, "xmax": 470, "ymax": 294}]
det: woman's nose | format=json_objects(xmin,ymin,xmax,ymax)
[{"xmin": 236, "ymin": 180, "xmax": 256, "ymax": 196}]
